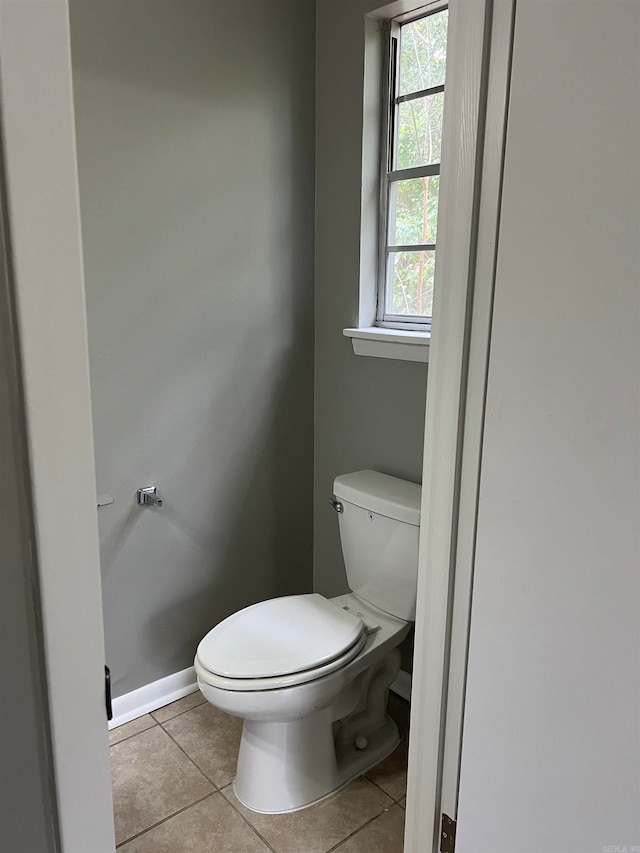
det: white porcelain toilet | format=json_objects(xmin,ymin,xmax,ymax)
[{"xmin": 194, "ymin": 470, "xmax": 421, "ymax": 814}]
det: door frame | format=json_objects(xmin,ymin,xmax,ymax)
[
  {"xmin": 404, "ymin": 0, "xmax": 515, "ymax": 849},
  {"xmin": 0, "ymin": 0, "xmax": 115, "ymax": 849},
  {"xmin": 0, "ymin": 0, "xmax": 514, "ymax": 849}
]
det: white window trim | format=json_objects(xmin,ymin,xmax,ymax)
[
  {"xmin": 376, "ymin": 4, "xmax": 447, "ymax": 331},
  {"xmin": 345, "ymin": 0, "xmax": 447, "ymax": 362},
  {"xmin": 343, "ymin": 325, "xmax": 430, "ymax": 362}
]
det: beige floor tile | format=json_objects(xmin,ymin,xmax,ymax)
[
  {"xmin": 111, "ymin": 726, "xmax": 213, "ymax": 845},
  {"xmin": 332, "ymin": 805, "xmax": 405, "ymax": 853},
  {"xmin": 151, "ymin": 691, "xmax": 206, "ymax": 724},
  {"xmin": 398, "ymin": 797, "xmax": 406, "ymax": 809},
  {"xmin": 109, "ymin": 715, "xmax": 156, "ymax": 746},
  {"xmin": 222, "ymin": 776, "xmax": 393, "ymax": 853},
  {"xmin": 365, "ymin": 741, "xmax": 408, "ymax": 802},
  {"xmin": 118, "ymin": 793, "xmax": 270, "ymax": 853},
  {"xmin": 162, "ymin": 703, "xmax": 243, "ymax": 788}
]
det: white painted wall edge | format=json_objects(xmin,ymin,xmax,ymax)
[
  {"xmin": 109, "ymin": 667, "xmax": 412, "ymax": 730},
  {"xmin": 109, "ymin": 667, "xmax": 200, "ymax": 730}
]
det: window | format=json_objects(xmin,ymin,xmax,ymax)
[{"xmin": 378, "ymin": 5, "xmax": 449, "ymax": 331}]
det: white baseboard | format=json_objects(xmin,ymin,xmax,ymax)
[
  {"xmin": 109, "ymin": 664, "xmax": 411, "ymax": 730},
  {"xmin": 109, "ymin": 666, "xmax": 199, "ymax": 730},
  {"xmin": 390, "ymin": 669, "xmax": 412, "ymax": 702}
]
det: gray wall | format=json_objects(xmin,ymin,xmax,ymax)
[
  {"xmin": 314, "ymin": 0, "xmax": 427, "ymax": 660},
  {"xmin": 0, "ymin": 180, "xmax": 57, "ymax": 850},
  {"xmin": 70, "ymin": 0, "xmax": 316, "ymax": 697},
  {"xmin": 456, "ymin": 1, "xmax": 640, "ymax": 848}
]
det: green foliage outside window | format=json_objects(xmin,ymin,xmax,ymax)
[{"xmin": 388, "ymin": 10, "xmax": 448, "ymax": 319}]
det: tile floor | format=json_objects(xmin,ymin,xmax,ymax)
[{"xmin": 110, "ymin": 690, "xmax": 409, "ymax": 852}]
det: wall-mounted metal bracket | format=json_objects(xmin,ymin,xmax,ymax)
[{"xmin": 136, "ymin": 486, "xmax": 163, "ymax": 508}]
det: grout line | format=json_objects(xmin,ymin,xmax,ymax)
[
  {"xmin": 114, "ymin": 719, "xmax": 219, "ymax": 796},
  {"xmin": 362, "ymin": 741, "xmax": 408, "ymax": 804},
  {"xmin": 325, "ymin": 802, "xmax": 397, "ymax": 853},
  {"xmin": 363, "ymin": 772, "xmax": 399, "ymax": 802},
  {"xmin": 218, "ymin": 784, "xmax": 279, "ymax": 853},
  {"xmin": 109, "ymin": 721, "xmax": 159, "ymax": 749},
  {"xmin": 151, "ymin": 695, "xmax": 206, "ymax": 726},
  {"xmin": 160, "ymin": 727, "xmax": 219, "ymax": 787},
  {"xmin": 160, "ymin": 724, "xmax": 228, "ymax": 791},
  {"xmin": 115, "ymin": 791, "xmax": 218, "ymax": 848}
]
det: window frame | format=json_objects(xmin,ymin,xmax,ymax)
[{"xmin": 377, "ymin": 0, "xmax": 449, "ymax": 332}]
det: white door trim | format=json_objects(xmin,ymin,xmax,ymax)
[
  {"xmin": 0, "ymin": 0, "xmax": 115, "ymax": 849},
  {"xmin": 438, "ymin": 0, "xmax": 515, "ymax": 822},
  {"xmin": 404, "ymin": 0, "xmax": 514, "ymax": 849}
]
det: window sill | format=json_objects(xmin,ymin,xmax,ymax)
[{"xmin": 343, "ymin": 326, "xmax": 430, "ymax": 363}]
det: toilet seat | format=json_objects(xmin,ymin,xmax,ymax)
[
  {"xmin": 196, "ymin": 630, "xmax": 367, "ymax": 692},
  {"xmin": 196, "ymin": 593, "xmax": 368, "ymax": 691}
]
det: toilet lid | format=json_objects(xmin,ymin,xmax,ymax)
[{"xmin": 196, "ymin": 594, "xmax": 365, "ymax": 680}]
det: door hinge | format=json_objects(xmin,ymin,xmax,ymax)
[
  {"xmin": 440, "ymin": 813, "xmax": 456, "ymax": 853},
  {"xmin": 105, "ymin": 665, "xmax": 113, "ymax": 721}
]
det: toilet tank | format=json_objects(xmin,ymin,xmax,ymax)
[{"xmin": 333, "ymin": 470, "xmax": 421, "ymax": 622}]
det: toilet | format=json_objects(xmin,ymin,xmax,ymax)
[{"xmin": 194, "ymin": 470, "xmax": 421, "ymax": 814}]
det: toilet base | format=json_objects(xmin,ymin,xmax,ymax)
[
  {"xmin": 233, "ymin": 650, "xmax": 402, "ymax": 814},
  {"xmin": 234, "ymin": 712, "xmax": 400, "ymax": 814}
]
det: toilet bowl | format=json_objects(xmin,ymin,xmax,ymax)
[
  {"xmin": 195, "ymin": 470, "xmax": 421, "ymax": 814},
  {"xmin": 196, "ymin": 592, "xmax": 410, "ymax": 813}
]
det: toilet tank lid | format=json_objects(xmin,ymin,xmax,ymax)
[{"xmin": 333, "ymin": 470, "xmax": 421, "ymax": 526}]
